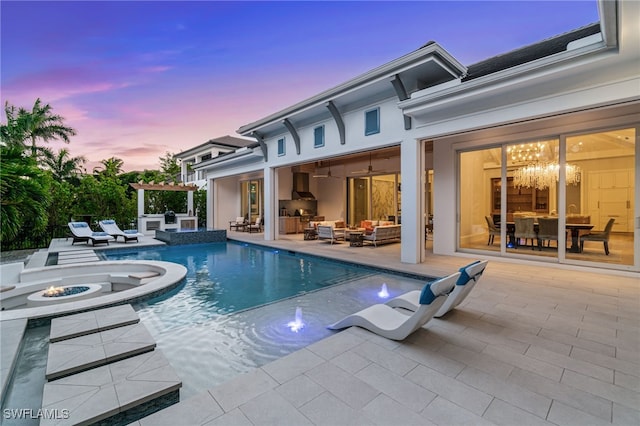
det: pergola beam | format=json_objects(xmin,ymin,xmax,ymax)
[{"xmin": 129, "ymin": 183, "xmax": 197, "ymax": 192}]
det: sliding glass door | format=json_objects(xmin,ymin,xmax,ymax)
[
  {"xmin": 240, "ymin": 179, "xmax": 263, "ymax": 222},
  {"xmin": 458, "ymin": 126, "xmax": 637, "ymax": 271},
  {"xmin": 564, "ymin": 128, "xmax": 635, "ymax": 266},
  {"xmin": 347, "ymin": 174, "xmax": 400, "ymax": 227}
]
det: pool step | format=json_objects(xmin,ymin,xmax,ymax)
[
  {"xmin": 56, "ymin": 250, "xmax": 101, "ymax": 265},
  {"xmin": 49, "ymin": 304, "xmax": 139, "ymax": 343},
  {"xmin": 0, "ymin": 318, "xmax": 28, "ymax": 404},
  {"xmin": 41, "ymin": 349, "xmax": 181, "ymax": 426},
  {"xmin": 46, "ymin": 322, "xmax": 156, "ymax": 380}
]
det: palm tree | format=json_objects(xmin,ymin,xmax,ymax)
[
  {"xmin": 2, "ymin": 99, "xmax": 77, "ymax": 157},
  {"xmin": 41, "ymin": 147, "xmax": 87, "ymax": 183},
  {"xmin": 93, "ymin": 157, "xmax": 124, "ymax": 179},
  {"xmin": 0, "ymin": 144, "xmax": 49, "ymax": 243},
  {"xmin": 1, "ymin": 102, "xmax": 24, "ymax": 147}
]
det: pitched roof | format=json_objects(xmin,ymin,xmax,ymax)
[
  {"xmin": 175, "ymin": 135, "xmax": 256, "ymax": 158},
  {"xmin": 464, "ymin": 22, "xmax": 601, "ymax": 81}
]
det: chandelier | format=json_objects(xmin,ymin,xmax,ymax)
[{"xmin": 508, "ymin": 143, "xmax": 581, "ymax": 190}]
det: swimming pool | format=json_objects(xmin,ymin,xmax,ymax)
[{"xmin": 103, "ymin": 242, "xmax": 430, "ymax": 397}]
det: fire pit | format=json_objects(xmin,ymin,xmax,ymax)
[
  {"xmin": 27, "ymin": 284, "xmax": 103, "ymax": 307},
  {"xmin": 42, "ymin": 286, "xmax": 90, "ymax": 297}
]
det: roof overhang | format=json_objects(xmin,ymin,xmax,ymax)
[
  {"xmin": 398, "ymin": 1, "xmax": 629, "ymax": 132},
  {"xmin": 193, "ymin": 146, "xmax": 264, "ymax": 171},
  {"xmin": 237, "ymin": 42, "xmax": 466, "ymax": 138}
]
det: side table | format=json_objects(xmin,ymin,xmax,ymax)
[
  {"xmin": 349, "ymin": 231, "xmax": 364, "ymax": 247},
  {"xmin": 303, "ymin": 228, "xmax": 318, "ymax": 240}
]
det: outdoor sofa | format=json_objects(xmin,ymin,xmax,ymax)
[{"xmin": 362, "ymin": 225, "xmax": 401, "ymax": 247}]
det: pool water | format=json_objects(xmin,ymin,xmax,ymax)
[
  {"xmin": 103, "ymin": 242, "xmax": 430, "ymax": 398},
  {"xmin": 105, "ymin": 242, "xmax": 375, "ymax": 320}
]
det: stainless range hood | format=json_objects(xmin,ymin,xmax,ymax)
[{"xmin": 292, "ymin": 172, "xmax": 315, "ymax": 200}]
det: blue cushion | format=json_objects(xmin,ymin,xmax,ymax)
[
  {"xmin": 92, "ymin": 232, "xmax": 109, "ymax": 236},
  {"xmin": 102, "ymin": 220, "xmax": 116, "ymax": 225},
  {"xmin": 419, "ymin": 282, "xmax": 437, "ymax": 305},
  {"xmin": 71, "ymin": 222, "xmax": 88, "ymax": 228},
  {"xmin": 456, "ymin": 260, "xmax": 482, "ymax": 285},
  {"xmin": 124, "ymin": 230, "xmax": 139, "ymax": 234}
]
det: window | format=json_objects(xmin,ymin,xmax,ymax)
[
  {"xmin": 365, "ymin": 108, "xmax": 380, "ymax": 136},
  {"xmin": 314, "ymin": 125, "xmax": 325, "ymax": 148},
  {"xmin": 200, "ymin": 153, "xmax": 212, "ymax": 162},
  {"xmin": 277, "ymin": 137, "xmax": 286, "ymax": 156}
]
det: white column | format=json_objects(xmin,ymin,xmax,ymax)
[
  {"xmin": 187, "ymin": 191, "xmax": 194, "ymax": 215},
  {"xmin": 400, "ymin": 138, "xmax": 422, "ymax": 264},
  {"xmin": 263, "ymin": 165, "xmax": 275, "ymax": 240},
  {"xmin": 137, "ymin": 189, "xmax": 145, "ymax": 217},
  {"xmin": 137, "ymin": 188, "xmax": 145, "ymax": 233},
  {"xmin": 207, "ymin": 178, "xmax": 214, "ymax": 230},
  {"xmin": 180, "ymin": 162, "xmax": 187, "ymax": 183}
]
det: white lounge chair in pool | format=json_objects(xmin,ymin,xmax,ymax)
[
  {"xmin": 99, "ymin": 219, "xmax": 143, "ymax": 243},
  {"xmin": 68, "ymin": 222, "xmax": 112, "ymax": 246},
  {"xmin": 386, "ymin": 260, "xmax": 488, "ymax": 317},
  {"xmin": 327, "ymin": 272, "xmax": 459, "ymax": 340}
]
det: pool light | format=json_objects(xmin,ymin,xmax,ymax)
[
  {"xmin": 378, "ymin": 283, "xmax": 389, "ymax": 299},
  {"xmin": 287, "ymin": 307, "xmax": 305, "ymax": 332}
]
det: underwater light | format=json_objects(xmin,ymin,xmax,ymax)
[
  {"xmin": 287, "ymin": 307, "xmax": 305, "ymax": 332},
  {"xmin": 378, "ymin": 283, "xmax": 389, "ymax": 299}
]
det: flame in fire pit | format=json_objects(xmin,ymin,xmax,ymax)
[{"xmin": 44, "ymin": 286, "xmax": 64, "ymax": 296}]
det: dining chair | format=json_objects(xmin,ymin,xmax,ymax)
[
  {"xmin": 514, "ymin": 217, "xmax": 536, "ymax": 249},
  {"xmin": 580, "ymin": 218, "xmax": 615, "ymax": 255},
  {"xmin": 485, "ymin": 216, "xmax": 500, "ymax": 245},
  {"xmin": 536, "ymin": 217, "xmax": 559, "ymax": 249}
]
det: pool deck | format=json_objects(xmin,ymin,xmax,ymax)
[
  {"xmin": 132, "ymin": 232, "xmax": 639, "ymax": 426},
  {"xmin": 2, "ymin": 232, "xmax": 639, "ymax": 425}
]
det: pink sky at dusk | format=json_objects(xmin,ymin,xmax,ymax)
[{"xmin": 1, "ymin": 1, "xmax": 599, "ymax": 172}]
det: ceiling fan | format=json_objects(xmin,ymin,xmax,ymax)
[
  {"xmin": 351, "ymin": 153, "xmax": 386, "ymax": 175},
  {"xmin": 313, "ymin": 161, "xmax": 340, "ymax": 178}
]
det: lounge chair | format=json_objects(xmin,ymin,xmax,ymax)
[
  {"xmin": 229, "ymin": 216, "xmax": 247, "ymax": 231},
  {"xmin": 386, "ymin": 260, "xmax": 488, "ymax": 317},
  {"xmin": 68, "ymin": 222, "xmax": 112, "ymax": 246},
  {"xmin": 327, "ymin": 272, "xmax": 459, "ymax": 340},
  {"xmin": 247, "ymin": 216, "xmax": 262, "ymax": 233},
  {"xmin": 99, "ymin": 220, "xmax": 143, "ymax": 243}
]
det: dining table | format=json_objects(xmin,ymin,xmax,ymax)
[{"xmin": 502, "ymin": 221, "xmax": 594, "ymax": 253}]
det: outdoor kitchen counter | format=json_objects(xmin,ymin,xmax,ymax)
[{"xmin": 279, "ymin": 217, "xmax": 301, "ymax": 234}]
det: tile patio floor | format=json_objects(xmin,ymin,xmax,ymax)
[{"xmin": 127, "ymin": 232, "xmax": 640, "ymax": 425}]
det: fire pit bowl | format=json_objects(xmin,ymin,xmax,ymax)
[{"xmin": 27, "ymin": 284, "xmax": 103, "ymax": 307}]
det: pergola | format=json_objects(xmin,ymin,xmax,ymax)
[{"xmin": 129, "ymin": 182, "xmax": 199, "ymax": 234}]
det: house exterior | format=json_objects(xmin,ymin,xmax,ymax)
[
  {"xmin": 175, "ymin": 135, "xmax": 255, "ymax": 187},
  {"xmin": 194, "ymin": 0, "xmax": 639, "ymax": 274}
]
